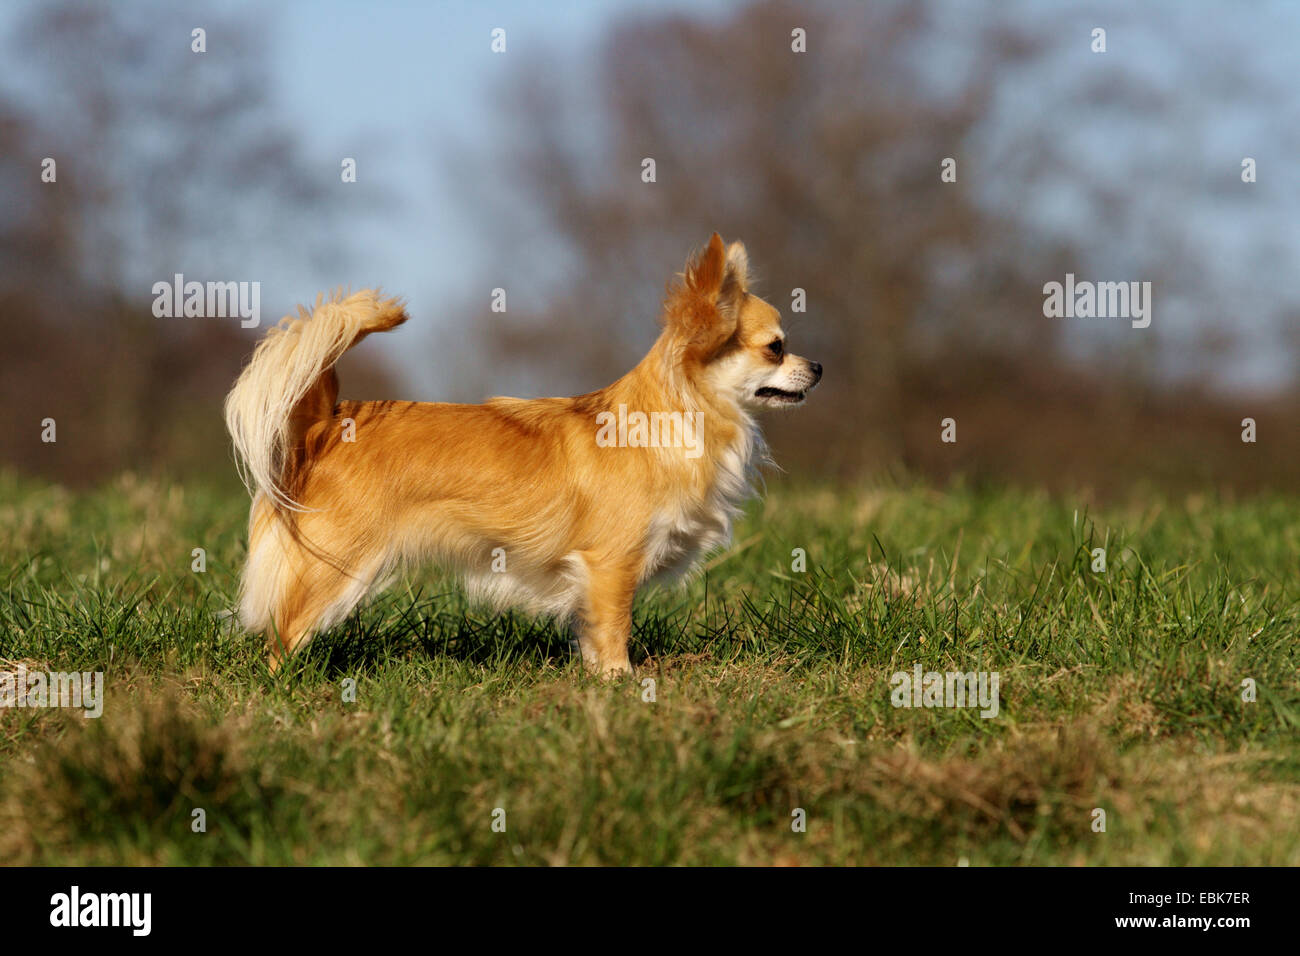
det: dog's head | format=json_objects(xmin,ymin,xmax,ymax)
[{"xmin": 662, "ymin": 233, "xmax": 822, "ymax": 410}]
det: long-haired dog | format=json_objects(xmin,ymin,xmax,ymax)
[{"xmin": 224, "ymin": 233, "xmax": 821, "ymax": 675}]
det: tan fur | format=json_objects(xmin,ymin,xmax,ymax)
[{"xmin": 225, "ymin": 234, "xmax": 821, "ymax": 675}]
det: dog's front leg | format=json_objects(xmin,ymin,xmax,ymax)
[{"xmin": 576, "ymin": 553, "xmax": 639, "ymax": 677}]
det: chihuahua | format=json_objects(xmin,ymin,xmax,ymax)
[{"xmin": 224, "ymin": 234, "xmax": 821, "ymax": 675}]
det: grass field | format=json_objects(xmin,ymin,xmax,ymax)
[{"xmin": 1, "ymin": 468, "xmax": 1297, "ymax": 865}]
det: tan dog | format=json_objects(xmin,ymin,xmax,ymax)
[{"xmin": 224, "ymin": 234, "xmax": 821, "ymax": 675}]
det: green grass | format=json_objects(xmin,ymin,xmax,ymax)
[{"xmin": 1, "ymin": 469, "xmax": 1297, "ymax": 865}]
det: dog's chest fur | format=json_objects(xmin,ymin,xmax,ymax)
[{"xmin": 641, "ymin": 418, "xmax": 760, "ymax": 584}]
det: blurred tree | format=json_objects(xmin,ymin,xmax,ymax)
[
  {"xmin": 451, "ymin": 0, "xmax": 1300, "ymax": 493},
  {"xmin": 454, "ymin": 0, "xmax": 1071, "ymax": 474},
  {"xmin": 0, "ymin": 0, "xmax": 396, "ymax": 485}
]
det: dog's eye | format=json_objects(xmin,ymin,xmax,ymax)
[{"xmin": 766, "ymin": 339, "xmax": 784, "ymax": 359}]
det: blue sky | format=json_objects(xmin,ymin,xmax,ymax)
[
  {"xmin": 261, "ymin": 0, "xmax": 745, "ymax": 389},
  {"xmin": 5, "ymin": 0, "xmax": 1299, "ymax": 395},
  {"xmin": 230, "ymin": 0, "xmax": 1300, "ymax": 394}
]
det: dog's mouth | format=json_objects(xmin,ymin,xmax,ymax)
[{"xmin": 754, "ymin": 386, "xmax": 807, "ymax": 406}]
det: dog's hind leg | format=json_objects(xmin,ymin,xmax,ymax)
[
  {"xmin": 241, "ymin": 501, "xmax": 386, "ymax": 671},
  {"xmin": 266, "ymin": 548, "xmax": 389, "ymax": 672}
]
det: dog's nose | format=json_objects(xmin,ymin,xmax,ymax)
[{"xmin": 809, "ymin": 361, "xmax": 823, "ymax": 382}]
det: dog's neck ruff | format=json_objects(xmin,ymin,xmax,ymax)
[{"xmin": 641, "ymin": 397, "xmax": 766, "ymax": 585}]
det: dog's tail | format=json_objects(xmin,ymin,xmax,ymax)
[{"xmin": 224, "ymin": 289, "xmax": 408, "ymax": 510}]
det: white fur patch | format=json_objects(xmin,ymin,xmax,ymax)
[
  {"xmin": 461, "ymin": 551, "xmax": 587, "ymax": 621},
  {"xmin": 238, "ymin": 498, "xmax": 292, "ymax": 633},
  {"xmin": 644, "ymin": 412, "xmax": 762, "ymax": 584}
]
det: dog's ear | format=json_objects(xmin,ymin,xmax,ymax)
[
  {"xmin": 724, "ymin": 240, "xmax": 749, "ymax": 293},
  {"xmin": 669, "ymin": 233, "xmax": 747, "ymax": 360}
]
